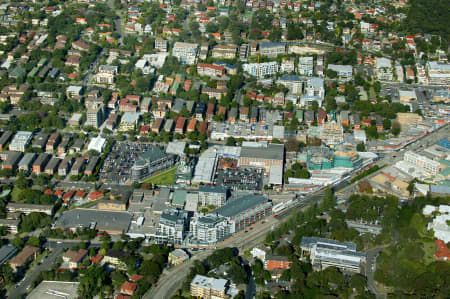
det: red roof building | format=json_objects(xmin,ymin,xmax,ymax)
[
  {"xmin": 120, "ymin": 281, "xmax": 138, "ymax": 296},
  {"xmin": 140, "ymin": 125, "xmax": 150, "ymax": 135},
  {"xmin": 175, "ymin": 117, "xmax": 187, "ymax": 134},
  {"xmin": 130, "ymin": 274, "xmax": 144, "ymax": 282},
  {"xmin": 264, "ymin": 255, "xmax": 292, "ymax": 270},
  {"xmin": 54, "ymin": 189, "xmax": 64, "ymax": 198},
  {"xmin": 90, "ymin": 255, "xmax": 104, "ymax": 264},
  {"xmin": 187, "ymin": 118, "xmax": 197, "ymax": 132},
  {"xmin": 198, "ymin": 122, "xmax": 208, "ymax": 135},
  {"xmin": 88, "ymin": 191, "xmax": 104, "ymax": 200},
  {"xmin": 434, "ymin": 240, "xmax": 450, "ymax": 261}
]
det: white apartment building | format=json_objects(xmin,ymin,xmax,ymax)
[
  {"xmin": 243, "ymin": 62, "xmax": 279, "ymax": 77},
  {"xmin": 298, "ymin": 56, "xmax": 314, "ymax": 76},
  {"xmin": 327, "ymin": 64, "xmax": 353, "ymax": 81},
  {"xmin": 172, "ymin": 42, "xmax": 198, "ymax": 65},
  {"xmin": 280, "ymin": 57, "xmax": 295, "ymax": 73},
  {"xmin": 305, "ymin": 77, "xmax": 325, "ymax": 99},
  {"xmin": 376, "ymin": 57, "xmax": 393, "ymax": 81},
  {"xmin": 427, "ymin": 61, "xmax": 450, "ymax": 85},
  {"xmin": 404, "ymin": 151, "xmax": 440, "ymax": 176},
  {"xmin": 189, "ymin": 214, "xmax": 232, "ymax": 246}
]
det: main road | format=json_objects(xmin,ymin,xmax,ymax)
[{"xmin": 144, "ymin": 123, "xmax": 449, "ymax": 299}]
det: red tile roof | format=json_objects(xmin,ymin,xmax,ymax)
[
  {"xmin": 120, "ymin": 281, "xmax": 138, "ymax": 295},
  {"xmin": 434, "ymin": 240, "xmax": 450, "ymax": 260},
  {"xmin": 90, "ymin": 255, "xmax": 103, "ymax": 264},
  {"xmin": 75, "ymin": 190, "xmax": 86, "ymax": 198},
  {"xmin": 130, "ymin": 274, "xmax": 144, "ymax": 282},
  {"xmin": 88, "ymin": 191, "xmax": 103, "ymax": 200}
]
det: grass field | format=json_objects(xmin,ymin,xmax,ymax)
[{"xmin": 142, "ymin": 166, "xmax": 177, "ymax": 186}]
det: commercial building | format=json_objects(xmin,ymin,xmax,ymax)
[
  {"xmin": 130, "ymin": 146, "xmax": 176, "ymax": 181},
  {"xmin": 9, "ymin": 131, "xmax": 33, "ymax": 152},
  {"xmin": 239, "ymin": 143, "xmax": 284, "ymax": 171},
  {"xmin": 87, "ymin": 136, "xmax": 106, "ymax": 153},
  {"xmin": 198, "ymin": 186, "xmax": 229, "ymax": 207},
  {"xmin": 54, "ymin": 208, "xmax": 132, "ymax": 234},
  {"xmin": 215, "ymin": 194, "xmax": 272, "ymax": 232},
  {"xmin": 168, "ymin": 248, "xmax": 189, "ymax": 265},
  {"xmin": 404, "ymin": 151, "xmax": 440, "ymax": 176},
  {"xmin": 427, "ymin": 61, "xmax": 450, "ymax": 85},
  {"xmin": 190, "ymin": 275, "xmax": 228, "ymax": 299},
  {"xmin": 172, "ymin": 42, "xmax": 198, "ymax": 64},
  {"xmin": 154, "ymin": 208, "xmax": 188, "ymax": 245},
  {"xmin": 300, "ymin": 237, "xmax": 366, "ymax": 273}
]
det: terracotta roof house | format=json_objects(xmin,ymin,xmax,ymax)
[
  {"xmin": 9, "ymin": 246, "xmax": 39, "ymax": 272},
  {"xmin": 120, "ymin": 281, "xmax": 138, "ymax": 296},
  {"xmin": 63, "ymin": 249, "xmax": 88, "ymax": 269}
]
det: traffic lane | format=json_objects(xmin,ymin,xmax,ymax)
[{"xmin": 7, "ymin": 247, "xmax": 63, "ymax": 299}]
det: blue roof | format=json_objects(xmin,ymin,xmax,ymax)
[
  {"xmin": 260, "ymin": 42, "xmax": 285, "ymax": 48},
  {"xmin": 437, "ymin": 139, "xmax": 450, "ymax": 150},
  {"xmin": 213, "ymin": 62, "xmax": 237, "ymax": 69},
  {"xmin": 279, "ymin": 74, "xmax": 300, "ymax": 81}
]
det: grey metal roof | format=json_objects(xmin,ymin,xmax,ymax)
[
  {"xmin": 4, "ymin": 151, "xmax": 23, "ymax": 166},
  {"xmin": 199, "ymin": 185, "xmax": 228, "ymax": 194},
  {"xmin": 214, "ymin": 194, "xmax": 268, "ymax": 218},
  {"xmin": 33, "ymin": 153, "xmax": 50, "ymax": 167},
  {"xmin": 45, "ymin": 157, "xmax": 61, "ymax": 171},
  {"xmin": 18, "ymin": 153, "xmax": 36, "ymax": 167},
  {"xmin": 301, "ymin": 236, "xmax": 357, "ymax": 251},
  {"xmin": 54, "ymin": 208, "xmax": 132, "ymax": 233},
  {"xmin": 0, "ymin": 131, "xmax": 12, "ymax": 146},
  {"xmin": 0, "ymin": 245, "xmax": 17, "ymax": 266},
  {"xmin": 240, "ymin": 143, "xmax": 284, "ymax": 161},
  {"xmin": 85, "ymin": 156, "xmax": 99, "ymax": 173}
]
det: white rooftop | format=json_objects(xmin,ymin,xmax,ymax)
[{"xmin": 87, "ymin": 136, "xmax": 106, "ymax": 153}]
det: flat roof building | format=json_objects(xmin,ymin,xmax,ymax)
[
  {"xmin": 54, "ymin": 208, "xmax": 132, "ymax": 234},
  {"xmin": 9, "ymin": 131, "xmax": 33, "ymax": 152},
  {"xmin": 300, "ymin": 237, "xmax": 366, "ymax": 273},
  {"xmin": 190, "ymin": 274, "xmax": 228, "ymax": 299},
  {"xmin": 239, "ymin": 143, "xmax": 284, "ymax": 171}
]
